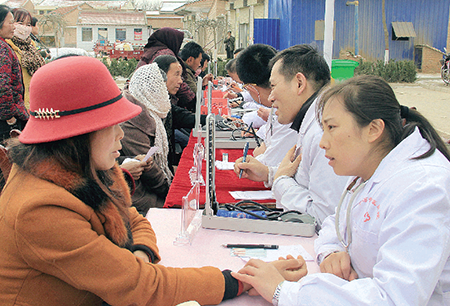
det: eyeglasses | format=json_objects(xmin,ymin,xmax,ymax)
[{"xmin": 242, "ymin": 83, "xmax": 261, "ymax": 105}]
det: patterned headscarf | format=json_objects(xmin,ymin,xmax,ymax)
[{"xmin": 129, "ymin": 63, "xmax": 173, "ymax": 182}]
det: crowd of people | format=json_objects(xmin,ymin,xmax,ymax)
[{"xmin": 0, "ymin": 7, "xmax": 449, "ymax": 305}]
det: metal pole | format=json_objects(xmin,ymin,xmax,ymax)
[
  {"xmin": 354, "ymin": 2, "xmax": 359, "ymax": 56},
  {"xmin": 324, "ymin": 0, "xmax": 335, "ymax": 71}
]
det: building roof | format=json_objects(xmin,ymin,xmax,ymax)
[
  {"xmin": 160, "ymin": 1, "xmax": 185, "ymax": 12},
  {"xmin": 78, "ymin": 10, "xmax": 146, "ymax": 25},
  {"xmin": 52, "ymin": 4, "xmax": 82, "ymax": 15},
  {"xmin": 1, "ymin": 0, "xmax": 29, "ymax": 8},
  {"xmin": 36, "ymin": 0, "xmax": 129, "ymax": 10},
  {"xmin": 392, "ymin": 22, "xmax": 417, "ymax": 38},
  {"xmin": 175, "ymin": 0, "xmax": 211, "ymax": 14}
]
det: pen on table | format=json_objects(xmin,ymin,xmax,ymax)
[
  {"xmin": 222, "ymin": 244, "xmax": 279, "ymax": 249},
  {"xmin": 239, "ymin": 141, "xmax": 250, "ymax": 179}
]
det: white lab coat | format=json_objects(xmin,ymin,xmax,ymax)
[
  {"xmin": 271, "ymin": 99, "xmax": 348, "ymax": 226},
  {"xmin": 254, "ymin": 110, "xmax": 298, "ymax": 167},
  {"xmin": 239, "ymin": 88, "xmax": 267, "ymax": 129},
  {"xmin": 279, "ymin": 128, "xmax": 450, "ymax": 306}
]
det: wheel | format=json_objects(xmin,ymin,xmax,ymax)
[{"xmin": 441, "ymin": 62, "xmax": 450, "ymax": 85}]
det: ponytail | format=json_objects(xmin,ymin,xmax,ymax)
[{"xmin": 401, "ymin": 107, "xmax": 450, "ymax": 161}]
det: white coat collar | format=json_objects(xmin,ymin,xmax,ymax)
[{"xmin": 366, "ymin": 127, "xmax": 430, "ymax": 186}]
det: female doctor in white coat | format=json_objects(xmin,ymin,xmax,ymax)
[{"xmin": 232, "ymin": 75, "xmax": 450, "ymax": 305}]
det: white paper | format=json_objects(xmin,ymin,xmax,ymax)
[
  {"xmin": 215, "ymin": 160, "xmax": 235, "ymax": 170},
  {"xmin": 122, "ymin": 157, "xmax": 140, "ymax": 165},
  {"xmin": 229, "ymin": 190, "xmax": 274, "ymax": 200},
  {"xmin": 234, "ymin": 245, "xmax": 314, "ymax": 262},
  {"xmin": 143, "ymin": 147, "xmax": 159, "ymax": 162}
]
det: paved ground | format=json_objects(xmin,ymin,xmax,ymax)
[{"xmin": 391, "ymin": 73, "xmax": 450, "ymax": 139}]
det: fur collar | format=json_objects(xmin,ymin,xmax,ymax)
[{"xmin": 28, "ymin": 159, "xmax": 133, "ymax": 248}]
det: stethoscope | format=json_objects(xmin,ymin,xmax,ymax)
[{"xmin": 335, "ymin": 177, "xmax": 366, "ymax": 250}]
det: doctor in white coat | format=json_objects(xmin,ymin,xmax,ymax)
[
  {"xmin": 232, "ymin": 75, "xmax": 450, "ymax": 306},
  {"xmin": 235, "ymin": 45, "xmax": 348, "ymax": 227}
]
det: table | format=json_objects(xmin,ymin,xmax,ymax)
[
  {"xmin": 146, "ymin": 208, "xmax": 319, "ymax": 306},
  {"xmin": 164, "ymin": 135, "xmax": 273, "ymax": 208}
]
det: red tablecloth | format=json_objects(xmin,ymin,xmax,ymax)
[{"xmin": 164, "ymin": 135, "xmax": 272, "ymax": 208}]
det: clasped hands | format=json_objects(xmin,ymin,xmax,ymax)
[
  {"xmin": 121, "ymin": 154, "xmax": 154, "ymax": 180},
  {"xmin": 233, "ymin": 255, "xmax": 307, "ymax": 302}
]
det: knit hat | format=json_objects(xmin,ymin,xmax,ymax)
[
  {"xmin": 128, "ymin": 63, "xmax": 173, "ymax": 182},
  {"xmin": 19, "ymin": 56, "xmax": 141, "ymax": 144}
]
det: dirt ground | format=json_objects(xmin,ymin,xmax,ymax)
[{"xmin": 391, "ymin": 73, "xmax": 450, "ymax": 139}]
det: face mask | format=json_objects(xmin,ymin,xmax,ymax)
[{"xmin": 14, "ymin": 24, "xmax": 32, "ymax": 40}]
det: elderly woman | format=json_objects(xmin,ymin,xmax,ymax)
[
  {"xmin": 120, "ymin": 63, "xmax": 173, "ymax": 215},
  {"xmin": 0, "ymin": 5, "xmax": 28, "ymax": 141},
  {"xmin": 137, "ymin": 27, "xmax": 196, "ymax": 111}
]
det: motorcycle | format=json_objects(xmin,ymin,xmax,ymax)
[{"xmin": 440, "ymin": 48, "xmax": 450, "ymax": 85}]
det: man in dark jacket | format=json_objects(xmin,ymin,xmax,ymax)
[{"xmin": 224, "ymin": 31, "xmax": 235, "ymax": 59}]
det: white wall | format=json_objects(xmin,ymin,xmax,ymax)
[{"xmin": 76, "ymin": 25, "xmax": 150, "ymax": 51}]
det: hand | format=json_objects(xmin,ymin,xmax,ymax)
[
  {"xmin": 252, "ymin": 142, "xmax": 266, "ymax": 157},
  {"xmin": 231, "ymin": 259, "xmax": 285, "ymax": 303},
  {"xmin": 133, "ymin": 250, "xmax": 150, "ymax": 263},
  {"xmin": 271, "ymin": 255, "xmax": 308, "ymax": 281},
  {"xmin": 234, "ymin": 155, "xmax": 269, "ymax": 182},
  {"xmin": 121, "ymin": 160, "xmax": 146, "ymax": 180},
  {"xmin": 320, "ymin": 251, "xmax": 358, "ymax": 281},
  {"xmin": 257, "ymin": 108, "xmax": 270, "ymax": 122},
  {"xmin": 202, "ymin": 73, "xmax": 214, "ymax": 87},
  {"xmin": 274, "ymin": 146, "xmax": 302, "ymax": 181},
  {"xmin": 223, "ymin": 92, "xmax": 238, "ymax": 100},
  {"xmin": 134, "ymin": 154, "xmax": 154, "ymax": 171}
]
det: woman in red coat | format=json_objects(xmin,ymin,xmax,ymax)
[{"xmin": 0, "ymin": 5, "xmax": 28, "ymax": 141}]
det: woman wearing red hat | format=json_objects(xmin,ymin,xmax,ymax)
[
  {"xmin": 0, "ymin": 56, "xmax": 306, "ymax": 305},
  {"xmin": 0, "ymin": 5, "xmax": 28, "ymax": 141}
]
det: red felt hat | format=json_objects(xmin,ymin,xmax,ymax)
[{"xmin": 19, "ymin": 56, "xmax": 141, "ymax": 144}]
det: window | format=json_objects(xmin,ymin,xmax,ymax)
[
  {"xmin": 82, "ymin": 27, "xmax": 93, "ymax": 42},
  {"xmin": 98, "ymin": 28, "xmax": 108, "ymax": 41},
  {"xmin": 39, "ymin": 10, "xmax": 44, "ymax": 15},
  {"xmin": 134, "ymin": 28, "xmax": 142, "ymax": 40},
  {"xmin": 116, "ymin": 28, "xmax": 126, "ymax": 41},
  {"xmin": 391, "ymin": 22, "xmax": 416, "ymax": 41}
]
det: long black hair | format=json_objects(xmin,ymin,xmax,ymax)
[
  {"xmin": 318, "ymin": 75, "xmax": 450, "ymax": 162},
  {"xmin": 0, "ymin": 5, "xmax": 11, "ymax": 29}
]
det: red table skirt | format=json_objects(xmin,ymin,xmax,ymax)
[{"xmin": 164, "ymin": 135, "xmax": 272, "ymax": 208}]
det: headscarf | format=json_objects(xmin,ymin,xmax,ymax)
[
  {"xmin": 139, "ymin": 27, "xmax": 186, "ymax": 73},
  {"xmin": 128, "ymin": 63, "xmax": 173, "ymax": 182}
]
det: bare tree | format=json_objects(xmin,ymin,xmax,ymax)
[
  {"xmin": 39, "ymin": 12, "xmax": 67, "ymax": 48},
  {"xmin": 192, "ymin": 17, "xmax": 228, "ymax": 59}
]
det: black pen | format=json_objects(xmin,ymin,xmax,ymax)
[{"xmin": 222, "ymin": 244, "xmax": 279, "ymax": 249}]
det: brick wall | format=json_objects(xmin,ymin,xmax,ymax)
[{"xmin": 420, "ymin": 45, "xmax": 443, "ymax": 74}]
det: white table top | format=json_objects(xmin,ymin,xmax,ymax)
[{"xmin": 146, "ymin": 208, "xmax": 320, "ymax": 306}]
